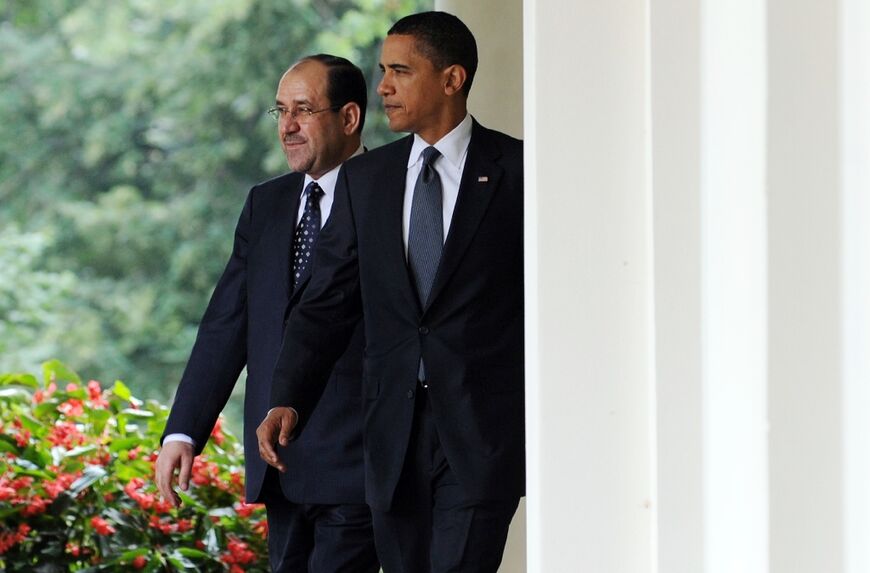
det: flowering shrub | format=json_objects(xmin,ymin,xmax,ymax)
[{"xmin": 0, "ymin": 360, "xmax": 268, "ymax": 572}]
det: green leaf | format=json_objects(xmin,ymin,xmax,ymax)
[
  {"xmin": 0, "ymin": 373, "xmax": 39, "ymax": 388},
  {"xmin": 88, "ymin": 408, "xmax": 112, "ymax": 433},
  {"xmin": 11, "ymin": 467, "xmax": 52, "ymax": 480},
  {"xmin": 0, "ymin": 436, "xmax": 18, "ymax": 453},
  {"xmin": 166, "ymin": 553, "xmax": 197, "ymax": 570},
  {"xmin": 119, "ymin": 408, "xmax": 155, "ymax": 418},
  {"xmin": 63, "ymin": 444, "xmax": 97, "ymax": 458},
  {"xmin": 177, "ymin": 489, "xmax": 203, "ymax": 509},
  {"xmin": 33, "ymin": 401, "xmax": 61, "ymax": 418},
  {"xmin": 108, "ymin": 436, "xmax": 141, "ymax": 453},
  {"xmin": 70, "ymin": 465, "xmax": 108, "ymax": 494},
  {"xmin": 174, "ymin": 547, "xmax": 210, "ymax": 559},
  {"xmin": 118, "ymin": 547, "xmax": 150, "ymax": 560},
  {"xmin": 112, "ymin": 380, "xmax": 132, "ymax": 400},
  {"xmin": 42, "ymin": 360, "xmax": 82, "ymax": 386},
  {"xmin": 0, "ymin": 387, "xmax": 32, "ymax": 401}
]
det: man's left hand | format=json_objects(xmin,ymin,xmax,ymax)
[{"xmin": 256, "ymin": 407, "xmax": 298, "ymax": 473}]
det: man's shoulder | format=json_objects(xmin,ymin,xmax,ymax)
[
  {"xmin": 343, "ymin": 135, "xmax": 413, "ymax": 174},
  {"xmin": 252, "ymin": 171, "xmax": 304, "ymax": 194},
  {"xmin": 472, "ymin": 121, "xmax": 523, "ymax": 158}
]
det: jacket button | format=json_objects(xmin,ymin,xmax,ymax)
[
  {"xmin": 406, "ymin": 389, "xmax": 415, "ymax": 399},
  {"xmin": 418, "ymin": 326, "xmax": 429, "ymax": 335}
]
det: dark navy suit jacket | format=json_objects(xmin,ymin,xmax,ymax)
[
  {"xmin": 162, "ymin": 171, "xmax": 365, "ymax": 504},
  {"xmin": 271, "ymin": 121, "xmax": 525, "ymax": 511}
]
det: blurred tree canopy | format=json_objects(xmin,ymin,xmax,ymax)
[{"xmin": 0, "ymin": 0, "xmax": 430, "ymax": 431}]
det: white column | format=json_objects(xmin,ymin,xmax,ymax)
[
  {"xmin": 700, "ymin": 0, "xmax": 769, "ymax": 571},
  {"xmin": 650, "ymin": 0, "xmax": 703, "ymax": 571},
  {"xmin": 767, "ymin": 1, "xmax": 844, "ymax": 571},
  {"xmin": 435, "ymin": 1, "xmax": 526, "ymax": 571},
  {"xmin": 525, "ymin": 0, "xmax": 655, "ymax": 571},
  {"xmin": 841, "ymin": 0, "xmax": 870, "ymax": 571}
]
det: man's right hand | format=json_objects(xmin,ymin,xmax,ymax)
[
  {"xmin": 154, "ymin": 441, "xmax": 195, "ymax": 508},
  {"xmin": 256, "ymin": 407, "xmax": 298, "ymax": 473}
]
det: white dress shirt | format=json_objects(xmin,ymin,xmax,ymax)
[
  {"xmin": 402, "ymin": 113, "xmax": 473, "ymax": 254},
  {"xmin": 163, "ymin": 144, "xmax": 364, "ymax": 449}
]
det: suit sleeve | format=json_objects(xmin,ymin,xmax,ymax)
[
  {"xmin": 160, "ymin": 189, "xmax": 252, "ymax": 455},
  {"xmin": 270, "ymin": 165, "xmax": 363, "ymax": 424}
]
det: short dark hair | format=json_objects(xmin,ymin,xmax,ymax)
[
  {"xmin": 299, "ymin": 54, "xmax": 368, "ymax": 133},
  {"xmin": 388, "ymin": 11, "xmax": 478, "ymax": 97}
]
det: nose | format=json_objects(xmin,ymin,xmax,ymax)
[
  {"xmin": 280, "ymin": 112, "xmax": 300, "ymax": 134},
  {"xmin": 377, "ymin": 74, "xmax": 393, "ymax": 97}
]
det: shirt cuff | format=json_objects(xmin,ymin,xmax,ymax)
[{"xmin": 163, "ymin": 433, "xmax": 196, "ymax": 447}]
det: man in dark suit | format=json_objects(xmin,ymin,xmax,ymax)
[
  {"xmin": 258, "ymin": 12, "xmax": 524, "ymax": 573},
  {"xmin": 154, "ymin": 54, "xmax": 379, "ymax": 573}
]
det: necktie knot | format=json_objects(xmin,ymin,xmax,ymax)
[
  {"xmin": 305, "ymin": 181, "xmax": 324, "ymax": 201},
  {"xmin": 421, "ymin": 146, "xmax": 440, "ymax": 166},
  {"xmin": 420, "ymin": 147, "xmax": 440, "ymax": 184}
]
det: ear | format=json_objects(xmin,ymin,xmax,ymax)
[
  {"xmin": 340, "ymin": 102, "xmax": 361, "ymax": 135},
  {"xmin": 443, "ymin": 65, "xmax": 468, "ymax": 97}
]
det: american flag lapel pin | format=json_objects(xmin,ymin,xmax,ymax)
[{"xmin": 478, "ymin": 176, "xmax": 489, "ymax": 183}]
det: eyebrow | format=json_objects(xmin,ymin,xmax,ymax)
[
  {"xmin": 380, "ymin": 63, "xmax": 412, "ymax": 72},
  {"xmin": 274, "ymin": 98, "xmax": 313, "ymax": 107}
]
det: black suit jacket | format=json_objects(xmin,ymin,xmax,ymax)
[
  {"xmin": 271, "ymin": 120, "xmax": 524, "ymax": 511},
  {"xmin": 162, "ymin": 171, "xmax": 366, "ymax": 504}
]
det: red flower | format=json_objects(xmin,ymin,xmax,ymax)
[
  {"xmin": 176, "ymin": 519, "xmax": 193, "ymax": 533},
  {"xmin": 210, "ymin": 418, "xmax": 225, "ymax": 446},
  {"xmin": 253, "ymin": 519, "xmax": 268, "ymax": 538},
  {"xmin": 23, "ymin": 496, "xmax": 49, "ymax": 516},
  {"xmin": 90, "ymin": 516, "xmax": 116, "ymax": 536},
  {"xmin": 14, "ymin": 429, "xmax": 31, "ymax": 447},
  {"xmin": 47, "ymin": 422, "xmax": 85, "ymax": 448},
  {"xmin": 234, "ymin": 501, "xmax": 257, "ymax": 518},
  {"xmin": 32, "ymin": 389, "xmax": 45, "ymax": 404},
  {"xmin": 227, "ymin": 538, "xmax": 257, "ymax": 564},
  {"xmin": 195, "ymin": 539, "xmax": 206, "ymax": 550},
  {"xmin": 58, "ymin": 398, "xmax": 85, "ymax": 418},
  {"xmin": 132, "ymin": 555, "xmax": 147, "ymax": 569},
  {"xmin": 66, "ymin": 542, "xmax": 81, "ymax": 557},
  {"xmin": 87, "ymin": 380, "xmax": 109, "ymax": 408},
  {"xmin": 153, "ymin": 498, "xmax": 172, "ymax": 514},
  {"xmin": 65, "ymin": 383, "xmax": 78, "ymax": 392},
  {"xmin": 124, "ymin": 478, "xmax": 156, "ymax": 510}
]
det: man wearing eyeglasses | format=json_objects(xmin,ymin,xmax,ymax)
[{"xmin": 155, "ymin": 54, "xmax": 379, "ymax": 573}]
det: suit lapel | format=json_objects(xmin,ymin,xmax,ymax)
[
  {"xmin": 377, "ymin": 136, "xmax": 421, "ymax": 312},
  {"xmin": 273, "ymin": 176, "xmax": 304, "ymax": 306},
  {"xmin": 425, "ymin": 122, "xmax": 502, "ymax": 311}
]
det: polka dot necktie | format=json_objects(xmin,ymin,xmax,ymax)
[{"xmin": 291, "ymin": 181, "xmax": 324, "ymax": 291}]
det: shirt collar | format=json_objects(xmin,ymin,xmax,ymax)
[
  {"xmin": 302, "ymin": 143, "xmax": 364, "ymax": 196},
  {"xmin": 407, "ymin": 113, "xmax": 473, "ymax": 171}
]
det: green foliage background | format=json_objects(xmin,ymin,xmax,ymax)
[{"xmin": 0, "ymin": 0, "xmax": 431, "ymax": 435}]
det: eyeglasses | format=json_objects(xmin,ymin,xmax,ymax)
[{"xmin": 266, "ymin": 105, "xmax": 341, "ymax": 123}]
